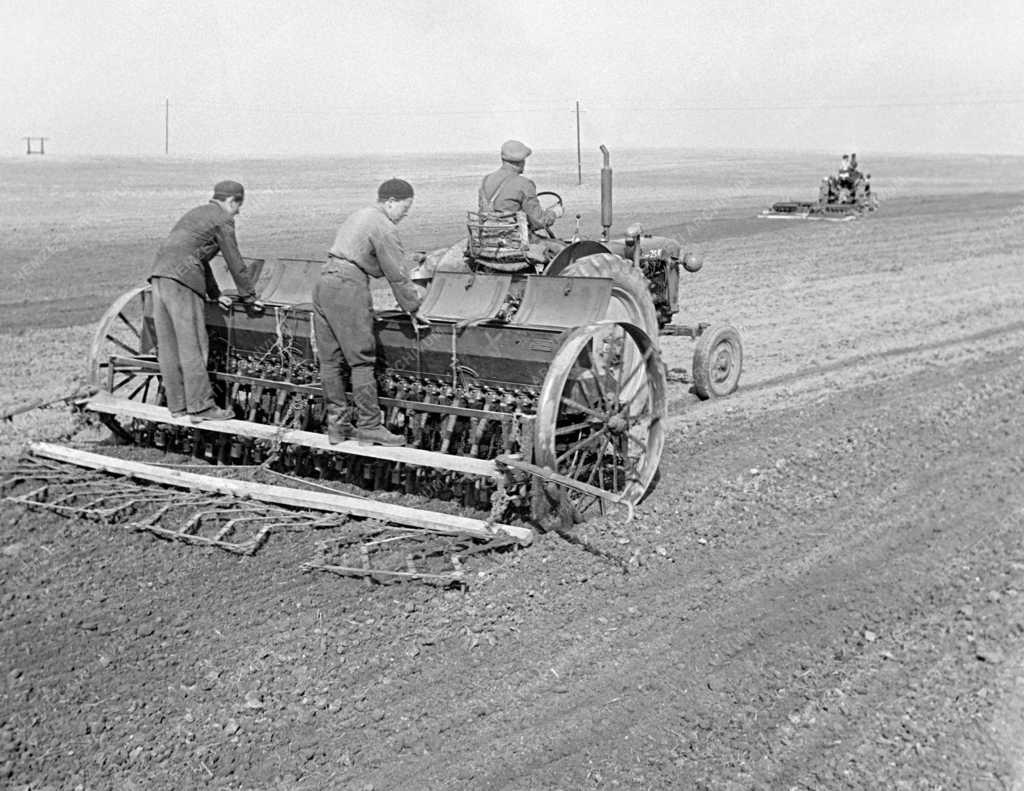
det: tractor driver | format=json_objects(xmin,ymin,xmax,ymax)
[
  {"xmin": 313, "ymin": 178, "xmax": 426, "ymax": 448},
  {"xmin": 148, "ymin": 180, "xmax": 258, "ymax": 423},
  {"xmin": 479, "ymin": 139, "xmax": 563, "ymax": 239},
  {"xmin": 837, "ymin": 154, "xmax": 853, "ymax": 188}
]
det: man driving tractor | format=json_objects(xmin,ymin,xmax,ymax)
[
  {"xmin": 820, "ymin": 153, "xmax": 869, "ymax": 205},
  {"xmin": 478, "ymin": 139, "xmax": 563, "ymax": 240}
]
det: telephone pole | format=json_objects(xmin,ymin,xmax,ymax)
[
  {"xmin": 164, "ymin": 99, "xmax": 169, "ymax": 155},
  {"xmin": 575, "ymin": 100, "xmax": 582, "ymax": 185}
]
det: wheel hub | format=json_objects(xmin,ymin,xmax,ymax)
[{"xmin": 607, "ymin": 413, "xmax": 629, "ymax": 434}]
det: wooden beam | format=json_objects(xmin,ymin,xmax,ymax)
[
  {"xmin": 28, "ymin": 442, "xmax": 532, "ymax": 544},
  {"xmin": 81, "ymin": 391, "xmax": 500, "ymax": 479}
]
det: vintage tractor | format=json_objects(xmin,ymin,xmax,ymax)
[
  {"xmin": 81, "ymin": 147, "xmax": 742, "ymax": 524},
  {"xmin": 760, "ymin": 154, "xmax": 878, "ymax": 221}
]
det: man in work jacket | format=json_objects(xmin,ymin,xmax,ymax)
[
  {"xmin": 314, "ymin": 178, "xmax": 425, "ymax": 448},
  {"xmin": 478, "ymin": 139, "xmax": 563, "ymax": 238},
  {"xmin": 148, "ymin": 180, "xmax": 258, "ymax": 423}
]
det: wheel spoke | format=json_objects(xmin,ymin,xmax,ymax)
[
  {"xmin": 105, "ymin": 334, "xmax": 140, "ymax": 357},
  {"xmin": 127, "ymin": 377, "xmax": 150, "ymax": 401},
  {"xmin": 618, "ymin": 345, "xmax": 655, "ymax": 396},
  {"xmin": 560, "ymin": 395, "xmax": 606, "ymax": 421},
  {"xmin": 577, "ymin": 492, "xmax": 602, "ymax": 516},
  {"xmin": 110, "ymin": 374, "xmax": 135, "ymax": 393},
  {"xmin": 621, "ymin": 407, "xmax": 652, "ymax": 425},
  {"xmin": 117, "ymin": 312, "xmax": 141, "ymax": 339},
  {"xmin": 583, "ymin": 356, "xmax": 612, "ymax": 411},
  {"xmin": 556, "ymin": 427, "xmax": 609, "ymax": 464},
  {"xmin": 585, "ymin": 453, "xmax": 602, "ymax": 488},
  {"xmin": 618, "ymin": 450, "xmax": 641, "ymax": 483},
  {"xmin": 555, "ymin": 419, "xmax": 596, "ymax": 437},
  {"xmin": 567, "ymin": 447, "xmax": 585, "ymax": 481}
]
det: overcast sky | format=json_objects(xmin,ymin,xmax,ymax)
[{"xmin": 2, "ymin": 0, "xmax": 1022, "ymax": 157}]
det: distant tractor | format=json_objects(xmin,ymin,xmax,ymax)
[{"xmin": 760, "ymin": 153, "xmax": 878, "ymax": 221}]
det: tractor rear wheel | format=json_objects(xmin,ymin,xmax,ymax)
[{"xmin": 558, "ymin": 253, "xmax": 660, "ymax": 343}]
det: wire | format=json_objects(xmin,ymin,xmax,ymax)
[{"xmin": 162, "ymin": 95, "xmax": 1024, "ymax": 117}]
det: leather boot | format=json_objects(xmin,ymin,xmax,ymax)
[
  {"xmin": 325, "ymin": 404, "xmax": 355, "ymax": 445},
  {"xmin": 356, "ymin": 425, "xmax": 406, "ymax": 447}
]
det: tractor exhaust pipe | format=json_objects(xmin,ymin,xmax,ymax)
[{"xmin": 600, "ymin": 144, "xmax": 612, "ymax": 241}]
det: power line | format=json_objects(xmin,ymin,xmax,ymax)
[
  {"xmin": 588, "ymin": 98, "xmax": 1024, "ymax": 112},
  {"xmin": 163, "ymin": 95, "xmax": 1024, "ymax": 118}
]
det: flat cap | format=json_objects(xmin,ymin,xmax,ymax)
[
  {"xmin": 378, "ymin": 178, "xmax": 414, "ymax": 201},
  {"xmin": 500, "ymin": 139, "xmax": 532, "ymax": 162},
  {"xmin": 212, "ymin": 180, "xmax": 245, "ymax": 201}
]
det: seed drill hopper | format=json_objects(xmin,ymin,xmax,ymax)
[{"xmin": 78, "ymin": 147, "xmax": 742, "ymax": 525}]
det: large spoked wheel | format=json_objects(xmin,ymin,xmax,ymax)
[
  {"xmin": 535, "ymin": 321, "xmax": 666, "ymax": 517},
  {"xmin": 692, "ymin": 323, "xmax": 742, "ymax": 399},
  {"xmin": 87, "ymin": 285, "xmax": 162, "ymax": 405}
]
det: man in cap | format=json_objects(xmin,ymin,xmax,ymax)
[
  {"xmin": 149, "ymin": 180, "xmax": 258, "ymax": 423},
  {"xmin": 313, "ymin": 178, "xmax": 425, "ymax": 447},
  {"xmin": 478, "ymin": 139, "xmax": 563, "ymax": 237}
]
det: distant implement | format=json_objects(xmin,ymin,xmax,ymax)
[{"xmin": 760, "ymin": 153, "xmax": 878, "ymax": 221}]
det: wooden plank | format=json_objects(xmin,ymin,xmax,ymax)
[
  {"xmin": 81, "ymin": 391, "xmax": 499, "ymax": 478},
  {"xmin": 28, "ymin": 442, "xmax": 532, "ymax": 544}
]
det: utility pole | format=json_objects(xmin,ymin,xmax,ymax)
[
  {"xmin": 164, "ymin": 99, "xmax": 169, "ymax": 155},
  {"xmin": 575, "ymin": 100, "xmax": 582, "ymax": 185}
]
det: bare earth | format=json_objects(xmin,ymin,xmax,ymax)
[{"xmin": 2, "ymin": 152, "xmax": 1024, "ymax": 790}]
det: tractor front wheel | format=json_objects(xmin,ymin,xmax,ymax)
[{"xmin": 692, "ymin": 323, "xmax": 742, "ymax": 399}]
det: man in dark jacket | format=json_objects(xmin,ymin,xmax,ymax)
[
  {"xmin": 313, "ymin": 178, "xmax": 425, "ymax": 447},
  {"xmin": 478, "ymin": 139, "xmax": 562, "ymax": 237},
  {"xmin": 149, "ymin": 180, "xmax": 257, "ymax": 423}
]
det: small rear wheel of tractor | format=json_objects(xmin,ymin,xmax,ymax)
[
  {"xmin": 558, "ymin": 253, "xmax": 661, "ymax": 343},
  {"xmin": 88, "ymin": 285, "xmax": 162, "ymax": 405},
  {"xmin": 535, "ymin": 321, "xmax": 666, "ymax": 520},
  {"xmin": 692, "ymin": 323, "xmax": 742, "ymax": 399}
]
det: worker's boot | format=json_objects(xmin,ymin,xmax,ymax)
[
  {"xmin": 356, "ymin": 425, "xmax": 406, "ymax": 447},
  {"xmin": 190, "ymin": 405, "xmax": 235, "ymax": 424},
  {"xmin": 325, "ymin": 404, "xmax": 355, "ymax": 445},
  {"xmin": 350, "ymin": 370, "xmax": 403, "ymax": 446}
]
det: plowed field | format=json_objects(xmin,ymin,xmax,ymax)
[{"xmin": 2, "ymin": 151, "xmax": 1023, "ymax": 789}]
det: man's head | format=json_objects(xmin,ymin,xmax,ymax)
[
  {"xmin": 500, "ymin": 139, "xmax": 532, "ymax": 173},
  {"xmin": 212, "ymin": 180, "xmax": 245, "ymax": 216},
  {"xmin": 377, "ymin": 178, "xmax": 415, "ymax": 224}
]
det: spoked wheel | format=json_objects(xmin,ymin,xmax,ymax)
[
  {"xmin": 535, "ymin": 321, "xmax": 666, "ymax": 519},
  {"xmin": 87, "ymin": 285, "xmax": 162, "ymax": 405}
]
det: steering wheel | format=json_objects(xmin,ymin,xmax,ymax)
[{"xmin": 536, "ymin": 191, "xmax": 564, "ymax": 239}]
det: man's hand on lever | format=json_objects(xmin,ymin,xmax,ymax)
[
  {"xmin": 410, "ymin": 309, "xmax": 431, "ymax": 329},
  {"xmin": 218, "ymin": 293, "xmax": 265, "ymax": 313}
]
